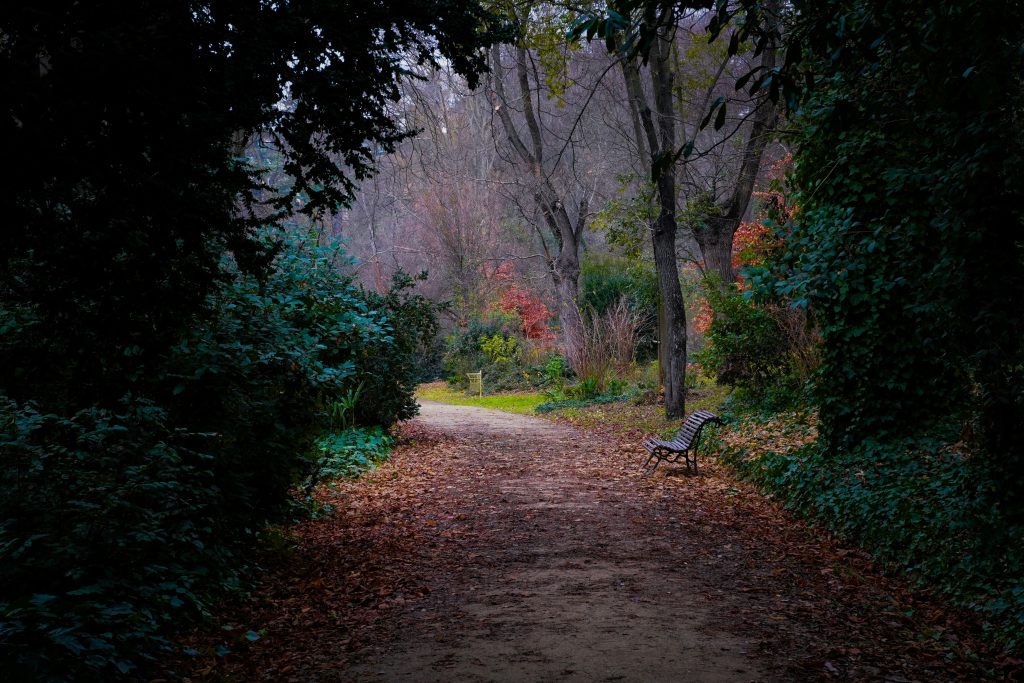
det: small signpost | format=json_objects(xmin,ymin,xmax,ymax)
[{"xmin": 466, "ymin": 371, "xmax": 483, "ymax": 397}]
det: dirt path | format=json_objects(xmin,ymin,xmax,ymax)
[
  {"xmin": 184, "ymin": 401, "xmax": 1007, "ymax": 682},
  {"xmin": 342, "ymin": 401, "xmax": 764, "ymax": 682}
]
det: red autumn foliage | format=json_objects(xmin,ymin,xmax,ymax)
[
  {"xmin": 693, "ymin": 297, "xmax": 715, "ymax": 336},
  {"xmin": 491, "ymin": 262, "xmax": 555, "ymax": 341},
  {"xmin": 731, "ymin": 154, "xmax": 795, "ymax": 286}
]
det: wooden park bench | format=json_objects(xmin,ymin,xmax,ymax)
[
  {"xmin": 641, "ymin": 409, "xmax": 724, "ymax": 474},
  {"xmin": 466, "ymin": 371, "xmax": 482, "ymax": 397}
]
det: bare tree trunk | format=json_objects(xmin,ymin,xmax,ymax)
[
  {"xmin": 490, "ymin": 47, "xmax": 585, "ymax": 362},
  {"xmin": 623, "ymin": 24, "xmax": 687, "ymax": 419},
  {"xmin": 693, "ymin": 2, "xmax": 780, "ymax": 285}
]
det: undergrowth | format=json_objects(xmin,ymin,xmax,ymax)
[
  {"xmin": 715, "ymin": 407, "xmax": 1024, "ymax": 653},
  {"xmin": 534, "ymin": 394, "xmax": 629, "ymax": 413},
  {"xmin": 313, "ymin": 427, "xmax": 393, "ymax": 481}
]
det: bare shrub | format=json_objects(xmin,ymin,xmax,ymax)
[
  {"xmin": 602, "ymin": 296, "xmax": 647, "ymax": 377},
  {"xmin": 771, "ymin": 303, "xmax": 821, "ymax": 383},
  {"xmin": 565, "ymin": 305, "xmax": 612, "ymax": 393},
  {"xmin": 565, "ymin": 297, "xmax": 647, "ymax": 392}
]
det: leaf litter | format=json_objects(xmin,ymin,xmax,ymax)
[{"xmin": 169, "ymin": 401, "xmax": 1020, "ymax": 682}]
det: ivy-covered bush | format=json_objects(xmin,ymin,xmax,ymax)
[
  {"xmin": 749, "ymin": 0, "xmax": 1024, "ymax": 520},
  {"xmin": 717, "ymin": 411, "xmax": 1024, "ymax": 650},
  {"xmin": 0, "ymin": 234, "xmax": 428, "ymax": 679}
]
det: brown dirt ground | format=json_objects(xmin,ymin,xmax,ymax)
[{"xmin": 175, "ymin": 400, "xmax": 1019, "ymax": 682}]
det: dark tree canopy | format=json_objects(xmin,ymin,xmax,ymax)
[
  {"xmin": 1, "ymin": 2, "xmax": 504, "ymax": 678},
  {"xmin": 1, "ymin": 0, "xmax": 503, "ymax": 410}
]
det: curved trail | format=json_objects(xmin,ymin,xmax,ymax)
[
  {"xmin": 343, "ymin": 401, "xmax": 766, "ymax": 682},
  {"xmin": 199, "ymin": 400, "xmax": 1000, "ymax": 681}
]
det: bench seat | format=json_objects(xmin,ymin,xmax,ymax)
[{"xmin": 641, "ymin": 409, "xmax": 723, "ymax": 474}]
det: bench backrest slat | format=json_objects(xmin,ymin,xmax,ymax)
[{"xmin": 670, "ymin": 411, "xmax": 722, "ymax": 448}]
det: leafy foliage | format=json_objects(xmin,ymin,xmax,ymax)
[
  {"xmin": 696, "ymin": 289, "xmax": 787, "ymax": 386},
  {"xmin": 0, "ymin": 231, "xmax": 400, "ymax": 678},
  {"xmin": 444, "ymin": 314, "xmax": 524, "ymax": 392},
  {"xmin": 492, "ymin": 262, "xmax": 557, "ymax": 341},
  {"xmin": 480, "ymin": 333, "xmax": 523, "ymax": 365},
  {"xmin": 746, "ymin": 0, "xmax": 1024, "ymax": 520},
  {"xmin": 0, "ymin": 223, "xmax": 446, "ymax": 678},
  {"xmin": 1, "ymin": 398, "xmax": 221, "ymax": 680},
  {"xmin": 2, "ymin": 0, "xmax": 499, "ymax": 674},
  {"xmin": 353, "ymin": 271, "xmax": 445, "ymax": 427},
  {"xmin": 717, "ymin": 411, "xmax": 1024, "ymax": 650},
  {"xmin": 313, "ymin": 427, "xmax": 394, "ymax": 482}
]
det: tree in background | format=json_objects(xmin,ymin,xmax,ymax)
[
  {"xmin": 577, "ymin": 4, "xmax": 783, "ymax": 418},
  {"xmin": 689, "ymin": 0, "xmax": 781, "ymax": 284},
  {"xmin": 486, "ymin": 8, "xmax": 601, "ymax": 365}
]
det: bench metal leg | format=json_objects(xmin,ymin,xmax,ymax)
[{"xmin": 642, "ymin": 449, "xmax": 666, "ymax": 473}]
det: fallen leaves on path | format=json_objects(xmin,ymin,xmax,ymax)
[{"xmin": 169, "ymin": 408, "xmax": 1020, "ymax": 682}]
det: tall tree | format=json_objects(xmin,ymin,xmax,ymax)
[
  {"xmin": 620, "ymin": 18, "xmax": 690, "ymax": 418},
  {"xmin": 488, "ymin": 41, "xmax": 591, "ymax": 361},
  {"xmin": 691, "ymin": 0, "xmax": 780, "ymax": 284}
]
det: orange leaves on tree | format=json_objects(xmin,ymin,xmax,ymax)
[
  {"xmin": 731, "ymin": 154, "xmax": 796, "ymax": 285},
  {"xmin": 491, "ymin": 262, "xmax": 555, "ymax": 341},
  {"xmin": 693, "ymin": 297, "xmax": 715, "ymax": 336}
]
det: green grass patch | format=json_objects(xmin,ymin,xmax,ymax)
[{"xmin": 415, "ymin": 382, "xmax": 546, "ymax": 415}]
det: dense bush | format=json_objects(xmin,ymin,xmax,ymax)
[
  {"xmin": 717, "ymin": 411, "xmax": 1024, "ymax": 650},
  {"xmin": 0, "ymin": 234, "xmax": 429, "ymax": 679},
  {"xmin": 352, "ymin": 271, "xmax": 445, "ymax": 427},
  {"xmin": 1, "ymin": 1, "xmax": 500, "ymax": 677},
  {"xmin": 694, "ymin": 284, "xmax": 812, "ymax": 410},
  {"xmin": 579, "ymin": 254, "xmax": 658, "ymax": 362},
  {"xmin": 695, "ymin": 288, "xmax": 787, "ymax": 387},
  {"xmin": 1, "ymin": 397, "xmax": 223, "ymax": 680}
]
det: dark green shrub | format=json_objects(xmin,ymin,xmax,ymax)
[
  {"xmin": 0, "ymin": 233, "xmax": 415, "ymax": 679},
  {"xmin": 353, "ymin": 271, "xmax": 444, "ymax": 427},
  {"xmin": 0, "ymin": 397, "xmax": 223, "ymax": 680},
  {"xmin": 695, "ymin": 285, "xmax": 806, "ymax": 410},
  {"xmin": 696, "ymin": 286, "xmax": 790, "ymax": 385},
  {"xmin": 165, "ymin": 235, "xmax": 384, "ymax": 527},
  {"xmin": 311, "ymin": 427, "xmax": 393, "ymax": 482},
  {"xmin": 579, "ymin": 254, "xmax": 658, "ymax": 362}
]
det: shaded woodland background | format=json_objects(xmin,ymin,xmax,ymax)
[{"xmin": 2, "ymin": 0, "xmax": 1022, "ymax": 679}]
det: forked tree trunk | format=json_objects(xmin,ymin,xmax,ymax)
[
  {"xmin": 693, "ymin": 1, "xmax": 780, "ymax": 286},
  {"xmin": 490, "ymin": 47, "xmax": 586, "ymax": 363}
]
